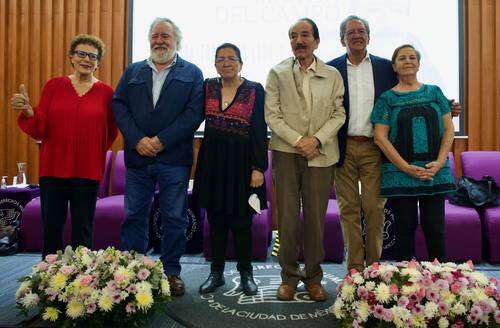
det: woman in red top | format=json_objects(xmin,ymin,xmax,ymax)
[{"xmin": 11, "ymin": 34, "xmax": 117, "ymax": 257}]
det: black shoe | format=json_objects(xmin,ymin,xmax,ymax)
[
  {"xmin": 199, "ymin": 272, "xmax": 225, "ymax": 294},
  {"xmin": 240, "ymin": 271, "xmax": 258, "ymax": 296}
]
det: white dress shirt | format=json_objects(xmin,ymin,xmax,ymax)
[
  {"xmin": 146, "ymin": 55, "xmax": 177, "ymax": 107},
  {"xmin": 346, "ymin": 53, "xmax": 375, "ymax": 137}
]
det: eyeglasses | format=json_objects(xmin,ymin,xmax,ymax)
[
  {"xmin": 72, "ymin": 50, "xmax": 100, "ymax": 61},
  {"xmin": 215, "ymin": 56, "xmax": 240, "ymax": 64}
]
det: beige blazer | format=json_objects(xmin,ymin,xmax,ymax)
[{"xmin": 265, "ymin": 57, "xmax": 346, "ymax": 167}]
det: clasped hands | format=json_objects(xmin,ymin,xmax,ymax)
[
  {"xmin": 404, "ymin": 161, "xmax": 444, "ymax": 180},
  {"xmin": 294, "ymin": 136, "xmax": 320, "ymax": 160},
  {"xmin": 136, "ymin": 136, "xmax": 164, "ymax": 157}
]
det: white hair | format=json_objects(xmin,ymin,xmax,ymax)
[{"xmin": 148, "ymin": 17, "xmax": 182, "ymax": 50}]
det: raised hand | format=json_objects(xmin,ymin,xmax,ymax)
[{"xmin": 11, "ymin": 84, "xmax": 34, "ymax": 117}]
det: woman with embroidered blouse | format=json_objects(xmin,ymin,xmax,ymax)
[
  {"xmin": 371, "ymin": 44, "xmax": 455, "ymax": 262},
  {"xmin": 194, "ymin": 43, "xmax": 267, "ymax": 296},
  {"xmin": 11, "ymin": 34, "xmax": 117, "ymax": 258}
]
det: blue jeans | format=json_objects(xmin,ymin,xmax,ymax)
[{"xmin": 121, "ymin": 162, "xmax": 190, "ymax": 275}]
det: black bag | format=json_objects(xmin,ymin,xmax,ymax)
[{"xmin": 449, "ymin": 175, "xmax": 500, "ymax": 208}]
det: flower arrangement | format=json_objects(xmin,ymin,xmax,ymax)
[
  {"xmin": 16, "ymin": 246, "xmax": 171, "ymax": 327},
  {"xmin": 332, "ymin": 260, "xmax": 500, "ymax": 328}
]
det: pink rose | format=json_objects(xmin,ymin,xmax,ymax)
[
  {"xmin": 484, "ymin": 286, "xmax": 495, "ymax": 297},
  {"xmin": 389, "ymin": 284, "xmax": 399, "ymax": 295},
  {"xmin": 143, "ymin": 257, "xmax": 155, "ymax": 268},
  {"xmin": 383, "ymin": 271, "xmax": 393, "ymax": 281},
  {"xmin": 137, "ymin": 269, "xmax": 151, "ymax": 281},
  {"xmin": 451, "ymin": 282, "xmax": 461, "ymax": 294},
  {"xmin": 438, "ymin": 301, "xmax": 448, "ymax": 315},
  {"xmin": 418, "ymin": 288, "xmax": 426, "ymax": 298},
  {"xmin": 397, "ymin": 296, "xmax": 409, "ymax": 308},
  {"xmin": 357, "ymin": 286, "xmax": 368, "ymax": 299},
  {"xmin": 45, "ymin": 254, "xmax": 58, "ymax": 264},
  {"xmin": 60, "ymin": 265, "xmax": 74, "ymax": 276},
  {"xmin": 494, "ymin": 310, "xmax": 500, "ymax": 324},
  {"xmin": 349, "ymin": 268, "xmax": 359, "ymax": 275},
  {"xmin": 382, "ymin": 309, "xmax": 394, "ymax": 322},
  {"xmin": 36, "ymin": 262, "xmax": 49, "ymax": 271},
  {"xmin": 466, "ymin": 260, "xmax": 474, "ymax": 269},
  {"xmin": 80, "ymin": 275, "xmax": 92, "ymax": 286}
]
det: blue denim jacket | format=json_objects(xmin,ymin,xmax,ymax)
[{"xmin": 112, "ymin": 56, "xmax": 204, "ymax": 168}]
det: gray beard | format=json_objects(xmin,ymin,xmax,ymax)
[{"xmin": 150, "ymin": 48, "xmax": 176, "ymax": 64}]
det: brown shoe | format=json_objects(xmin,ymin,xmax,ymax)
[
  {"xmin": 168, "ymin": 275, "xmax": 185, "ymax": 297},
  {"xmin": 277, "ymin": 283, "xmax": 295, "ymax": 301},
  {"xmin": 306, "ymin": 283, "xmax": 327, "ymax": 302}
]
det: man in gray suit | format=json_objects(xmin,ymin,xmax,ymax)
[{"xmin": 265, "ymin": 18, "xmax": 346, "ymax": 302}]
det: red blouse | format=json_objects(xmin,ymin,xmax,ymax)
[{"xmin": 18, "ymin": 76, "xmax": 117, "ymax": 181}]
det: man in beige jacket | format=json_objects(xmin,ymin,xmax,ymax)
[{"xmin": 265, "ymin": 18, "xmax": 345, "ymax": 302}]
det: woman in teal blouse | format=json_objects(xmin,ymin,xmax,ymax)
[{"xmin": 371, "ymin": 44, "xmax": 455, "ymax": 262}]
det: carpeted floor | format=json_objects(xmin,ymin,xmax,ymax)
[{"xmin": 1, "ymin": 252, "xmax": 499, "ymax": 327}]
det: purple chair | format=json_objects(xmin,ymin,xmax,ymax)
[
  {"xmin": 92, "ymin": 151, "xmax": 126, "ymax": 250},
  {"xmin": 203, "ymin": 151, "xmax": 273, "ymax": 260},
  {"xmin": 415, "ymin": 152, "xmax": 482, "ymax": 262},
  {"xmin": 461, "ymin": 151, "xmax": 500, "ymax": 263},
  {"xmin": 19, "ymin": 151, "xmax": 113, "ymax": 252}
]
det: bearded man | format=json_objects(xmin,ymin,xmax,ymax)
[{"xmin": 112, "ymin": 17, "xmax": 204, "ymax": 297}]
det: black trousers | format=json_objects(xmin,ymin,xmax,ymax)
[
  {"xmin": 207, "ymin": 211, "xmax": 253, "ymax": 273},
  {"xmin": 39, "ymin": 177, "xmax": 99, "ymax": 258},
  {"xmin": 391, "ymin": 195, "xmax": 446, "ymax": 262}
]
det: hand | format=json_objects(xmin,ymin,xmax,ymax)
[
  {"xmin": 449, "ymin": 99, "xmax": 461, "ymax": 118},
  {"xmin": 422, "ymin": 161, "xmax": 444, "ymax": 179},
  {"xmin": 11, "ymin": 84, "xmax": 34, "ymax": 117},
  {"xmin": 136, "ymin": 137, "xmax": 157, "ymax": 157},
  {"xmin": 403, "ymin": 164, "xmax": 429, "ymax": 180},
  {"xmin": 306, "ymin": 148, "xmax": 320, "ymax": 160},
  {"xmin": 250, "ymin": 170, "xmax": 264, "ymax": 188},
  {"xmin": 151, "ymin": 136, "xmax": 165, "ymax": 153},
  {"xmin": 294, "ymin": 137, "xmax": 319, "ymax": 158}
]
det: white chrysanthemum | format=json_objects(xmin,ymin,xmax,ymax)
[
  {"xmin": 332, "ymin": 300, "xmax": 345, "ymax": 319},
  {"xmin": 81, "ymin": 254, "xmax": 93, "ymax": 267},
  {"xmin": 438, "ymin": 317, "xmax": 450, "ymax": 328},
  {"xmin": 135, "ymin": 291, "xmax": 153, "ymax": 310},
  {"xmin": 469, "ymin": 272, "xmax": 489, "ymax": 286},
  {"xmin": 66, "ymin": 300, "xmax": 85, "ymax": 319},
  {"xmin": 441, "ymin": 291, "xmax": 456, "ymax": 307},
  {"xmin": 356, "ymin": 300, "xmax": 369, "ymax": 322},
  {"xmin": 98, "ymin": 294, "xmax": 113, "ymax": 312},
  {"xmin": 471, "ymin": 288, "xmax": 488, "ymax": 302},
  {"xmin": 424, "ymin": 302, "xmax": 438, "ymax": 319},
  {"xmin": 136, "ymin": 281, "xmax": 152, "ymax": 293},
  {"xmin": 375, "ymin": 283, "xmax": 391, "ymax": 303},
  {"xmin": 341, "ymin": 284, "xmax": 356, "ymax": 302},
  {"xmin": 365, "ymin": 281, "xmax": 376, "ymax": 291},
  {"xmin": 401, "ymin": 268, "xmax": 422, "ymax": 282},
  {"xmin": 352, "ymin": 274, "xmax": 364, "ymax": 285},
  {"xmin": 20, "ymin": 292, "xmax": 39, "ymax": 309},
  {"xmin": 50, "ymin": 272, "xmax": 68, "ymax": 291},
  {"xmin": 15, "ymin": 281, "xmax": 31, "ymax": 300},
  {"xmin": 451, "ymin": 302, "xmax": 466, "ymax": 315},
  {"xmin": 42, "ymin": 307, "xmax": 59, "ymax": 322},
  {"xmin": 401, "ymin": 284, "xmax": 419, "ymax": 295},
  {"xmin": 161, "ymin": 279, "xmax": 171, "ymax": 296},
  {"xmin": 392, "ymin": 306, "xmax": 412, "ymax": 328}
]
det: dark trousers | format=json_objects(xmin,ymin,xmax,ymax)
[
  {"xmin": 121, "ymin": 162, "xmax": 190, "ymax": 276},
  {"xmin": 391, "ymin": 195, "xmax": 446, "ymax": 262},
  {"xmin": 39, "ymin": 177, "xmax": 99, "ymax": 258},
  {"xmin": 208, "ymin": 211, "xmax": 253, "ymax": 273}
]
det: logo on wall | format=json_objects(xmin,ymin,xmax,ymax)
[
  {"xmin": 360, "ymin": 204, "xmax": 395, "ymax": 250},
  {"xmin": 0, "ymin": 198, "xmax": 23, "ymax": 233},
  {"xmin": 199, "ymin": 264, "xmax": 342, "ymax": 321},
  {"xmin": 151, "ymin": 207, "xmax": 198, "ymax": 241}
]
